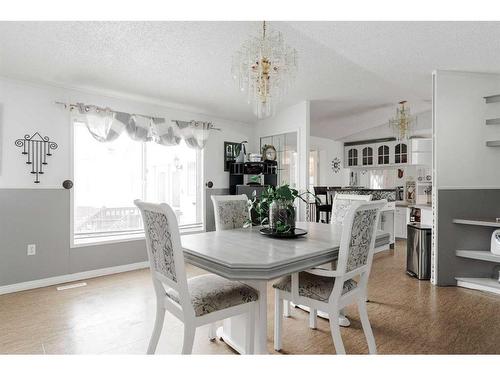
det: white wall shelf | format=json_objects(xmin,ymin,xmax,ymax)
[
  {"xmin": 456, "ymin": 250, "xmax": 500, "ymax": 263},
  {"xmin": 453, "ymin": 218, "xmax": 500, "ymax": 228},
  {"xmin": 484, "ymin": 95, "xmax": 500, "ymax": 104},
  {"xmin": 455, "ymin": 277, "xmax": 500, "ymax": 295},
  {"xmin": 485, "ymin": 118, "xmax": 500, "ymax": 125}
]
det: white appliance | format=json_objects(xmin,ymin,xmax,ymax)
[{"xmin": 491, "ymin": 229, "xmax": 500, "ymax": 255}]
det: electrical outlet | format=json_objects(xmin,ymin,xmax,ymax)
[{"xmin": 27, "ymin": 244, "xmax": 36, "ymax": 256}]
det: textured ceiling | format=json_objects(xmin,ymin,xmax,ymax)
[{"xmin": 1, "ymin": 21, "xmax": 500, "ymax": 138}]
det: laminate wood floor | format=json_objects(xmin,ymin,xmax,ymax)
[{"xmin": 1, "ymin": 240, "xmax": 500, "ymax": 354}]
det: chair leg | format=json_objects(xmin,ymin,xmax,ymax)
[
  {"xmin": 357, "ymin": 298, "xmax": 377, "ymax": 354},
  {"xmin": 283, "ymin": 299, "xmax": 291, "ymax": 318},
  {"xmin": 147, "ymin": 304, "xmax": 165, "ymax": 354},
  {"xmin": 208, "ymin": 322, "xmax": 217, "ymax": 341},
  {"xmin": 329, "ymin": 309, "xmax": 346, "ymax": 355},
  {"xmin": 274, "ymin": 291, "xmax": 283, "ymax": 351},
  {"xmin": 309, "ymin": 308, "xmax": 317, "ymax": 329},
  {"xmin": 245, "ymin": 304, "xmax": 256, "ymax": 354},
  {"xmin": 181, "ymin": 324, "xmax": 196, "ymax": 354}
]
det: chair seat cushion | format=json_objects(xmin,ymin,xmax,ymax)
[
  {"xmin": 272, "ymin": 272, "xmax": 357, "ymax": 302},
  {"xmin": 165, "ymin": 274, "xmax": 258, "ymax": 317}
]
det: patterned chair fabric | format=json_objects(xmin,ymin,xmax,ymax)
[
  {"xmin": 143, "ymin": 209, "xmax": 177, "ymax": 282},
  {"xmin": 346, "ymin": 208, "xmax": 379, "ymax": 272},
  {"xmin": 330, "ymin": 198, "xmax": 352, "ymax": 224},
  {"xmin": 330, "ymin": 194, "xmax": 372, "ymax": 225},
  {"xmin": 165, "ymin": 274, "xmax": 258, "ymax": 316},
  {"xmin": 214, "ymin": 199, "xmax": 249, "ymax": 230},
  {"xmin": 272, "ymin": 272, "xmax": 357, "ymax": 302}
]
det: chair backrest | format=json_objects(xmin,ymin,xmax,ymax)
[
  {"xmin": 313, "ymin": 186, "xmax": 329, "ymax": 205},
  {"xmin": 134, "ymin": 200, "xmax": 193, "ymax": 315},
  {"xmin": 211, "ymin": 194, "xmax": 250, "ymax": 231},
  {"xmin": 337, "ymin": 200, "xmax": 386, "ymax": 276},
  {"xmin": 330, "ymin": 193, "xmax": 372, "ymax": 225}
]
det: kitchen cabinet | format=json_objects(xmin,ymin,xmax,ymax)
[
  {"xmin": 344, "ymin": 138, "xmax": 432, "ymax": 168},
  {"xmin": 395, "ymin": 206, "xmax": 409, "ymax": 239},
  {"xmin": 377, "ymin": 144, "xmax": 390, "ymax": 165},
  {"xmin": 361, "ymin": 146, "xmax": 374, "ymax": 166},
  {"xmin": 394, "ymin": 142, "xmax": 408, "ymax": 164},
  {"xmin": 410, "ymin": 138, "xmax": 432, "ymax": 166},
  {"xmin": 346, "ymin": 147, "xmax": 359, "ymax": 167}
]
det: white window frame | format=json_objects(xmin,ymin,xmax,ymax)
[{"xmin": 70, "ymin": 121, "xmax": 204, "ymax": 248}]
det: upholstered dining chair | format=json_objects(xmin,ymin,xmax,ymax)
[
  {"xmin": 293, "ymin": 193, "xmax": 374, "ymax": 328},
  {"xmin": 273, "ymin": 200, "xmax": 386, "ymax": 354},
  {"xmin": 331, "ymin": 193, "xmax": 373, "ymax": 224},
  {"xmin": 211, "ymin": 194, "xmax": 250, "ymax": 231},
  {"xmin": 135, "ymin": 200, "xmax": 258, "ymax": 354}
]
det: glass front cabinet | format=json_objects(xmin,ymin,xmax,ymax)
[{"xmin": 344, "ymin": 140, "xmax": 410, "ymax": 168}]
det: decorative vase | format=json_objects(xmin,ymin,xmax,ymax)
[{"xmin": 269, "ymin": 201, "xmax": 296, "ymax": 232}]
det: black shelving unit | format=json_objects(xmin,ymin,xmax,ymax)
[{"xmin": 229, "ymin": 161, "xmax": 278, "ymax": 195}]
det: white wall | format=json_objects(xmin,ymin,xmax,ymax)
[
  {"xmin": 254, "ymin": 101, "xmax": 310, "ymax": 219},
  {"xmin": 0, "ymin": 77, "xmax": 254, "ymax": 190},
  {"xmin": 309, "ymin": 136, "xmax": 349, "ymax": 187},
  {"xmin": 434, "ymin": 71, "xmax": 500, "ymax": 189}
]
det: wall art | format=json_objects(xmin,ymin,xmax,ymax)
[
  {"xmin": 331, "ymin": 157, "xmax": 341, "ymax": 173},
  {"xmin": 15, "ymin": 132, "xmax": 58, "ymax": 183}
]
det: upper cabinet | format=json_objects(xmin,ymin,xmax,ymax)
[
  {"xmin": 394, "ymin": 142, "xmax": 408, "ymax": 164},
  {"xmin": 343, "ymin": 138, "xmax": 431, "ymax": 168},
  {"xmin": 377, "ymin": 145, "xmax": 390, "ymax": 165},
  {"xmin": 361, "ymin": 146, "xmax": 374, "ymax": 166},
  {"xmin": 347, "ymin": 148, "xmax": 358, "ymax": 166}
]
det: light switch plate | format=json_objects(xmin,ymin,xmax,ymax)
[{"xmin": 27, "ymin": 244, "xmax": 36, "ymax": 256}]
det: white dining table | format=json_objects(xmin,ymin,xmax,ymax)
[{"xmin": 181, "ymin": 221, "xmax": 389, "ymax": 354}]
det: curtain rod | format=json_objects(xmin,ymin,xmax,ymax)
[{"xmin": 55, "ymin": 101, "xmax": 221, "ymax": 131}]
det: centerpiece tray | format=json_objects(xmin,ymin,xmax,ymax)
[{"xmin": 259, "ymin": 227, "xmax": 307, "ymax": 239}]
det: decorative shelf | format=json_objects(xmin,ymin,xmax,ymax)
[
  {"xmin": 455, "ymin": 277, "xmax": 500, "ymax": 295},
  {"xmin": 453, "ymin": 218, "xmax": 500, "ymax": 228},
  {"xmin": 456, "ymin": 250, "xmax": 500, "ymax": 263},
  {"xmin": 486, "ymin": 118, "xmax": 500, "ymax": 125},
  {"xmin": 484, "ymin": 95, "xmax": 500, "ymax": 104},
  {"xmin": 486, "ymin": 140, "xmax": 500, "ymax": 147}
]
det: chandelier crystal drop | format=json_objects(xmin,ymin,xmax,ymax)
[
  {"xmin": 232, "ymin": 21, "xmax": 298, "ymax": 119},
  {"xmin": 389, "ymin": 101, "xmax": 415, "ymax": 141}
]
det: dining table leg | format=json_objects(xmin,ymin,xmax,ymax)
[{"xmin": 255, "ymin": 280, "xmax": 268, "ymax": 354}]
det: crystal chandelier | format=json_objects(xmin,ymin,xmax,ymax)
[
  {"xmin": 232, "ymin": 21, "xmax": 298, "ymax": 119},
  {"xmin": 389, "ymin": 101, "xmax": 415, "ymax": 141}
]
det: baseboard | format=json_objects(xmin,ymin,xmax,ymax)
[{"xmin": 0, "ymin": 261, "xmax": 149, "ymax": 295}]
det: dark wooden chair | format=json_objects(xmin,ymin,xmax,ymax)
[{"xmin": 313, "ymin": 186, "xmax": 332, "ymax": 223}]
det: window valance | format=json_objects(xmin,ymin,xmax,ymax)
[{"xmin": 58, "ymin": 102, "xmax": 219, "ymax": 150}]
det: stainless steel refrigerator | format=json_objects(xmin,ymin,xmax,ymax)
[{"xmin": 406, "ymin": 223, "xmax": 432, "ymax": 280}]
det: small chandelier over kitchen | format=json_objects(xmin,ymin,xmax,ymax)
[
  {"xmin": 231, "ymin": 21, "xmax": 298, "ymax": 119},
  {"xmin": 389, "ymin": 101, "xmax": 415, "ymax": 141}
]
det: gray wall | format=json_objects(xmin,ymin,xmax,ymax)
[
  {"xmin": 437, "ymin": 189, "xmax": 500, "ymax": 285},
  {"xmin": 0, "ymin": 189, "xmax": 147, "ymax": 286}
]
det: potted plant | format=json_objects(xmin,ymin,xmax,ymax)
[{"xmin": 246, "ymin": 184, "xmax": 317, "ymax": 233}]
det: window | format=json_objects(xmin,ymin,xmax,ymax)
[
  {"xmin": 362, "ymin": 147, "xmax": 373, "ymax": 165},
  {"xmin": 395, "ymin": 143, "xmax": 408, "ymax": 164},
  {"xmin": 309, "ymin": 150, "xmax": 319, "ymax": 192},
  {"xmin": 73, "ymin": 122, "xmax": 202, "ymax": 244},
  {"xmin": 377, "ymin": 145, "xmax": 390, "ymax": 165},
  {"xmin": 348, "ymin": 148, "xmax": 358, "ymax": 166}
]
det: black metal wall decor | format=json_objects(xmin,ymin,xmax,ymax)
[
  {"xmin": 15, "ymin": 132, "xmax": 58, "ymax": 183},
  {"xmin": 331, "ymin": 157, "xmax": 341, "ymax": 173}
]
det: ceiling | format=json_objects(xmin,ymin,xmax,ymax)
[{"xmin": 1, "ymin": 21, "xmax": 500, "ymax": 139}]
